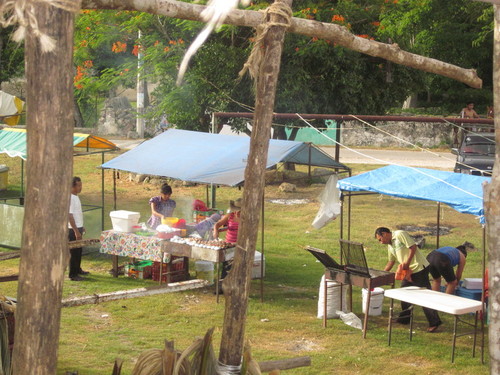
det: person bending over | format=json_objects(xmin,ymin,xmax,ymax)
[
  {"xmin": 375, "ymin": 227, "xmax": 442, "ymax": 333},
  {"xmin": 427, "ymin": 245, "xmax": 467, "ymax": 294}
]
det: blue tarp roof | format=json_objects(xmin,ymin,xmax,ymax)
[
  {"xmin": 337, "ymin": 165, "xmax": 490, "ymax": 222},
  {"xmin": 101, "ymin": 129, "xmax": 349, "ymax": 186}
]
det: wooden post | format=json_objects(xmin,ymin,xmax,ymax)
[
  {"xmin": 218, "ymin": 0, "xmax": 293, "ymax": 367},
  {"xmin": 11, "ymin": 3, "xmax": 76, "ymax": 374},
  {"xmin": 485, "ymin": 5, "xmax": 500, "ymax": 373}
]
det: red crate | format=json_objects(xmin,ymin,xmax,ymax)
[{"xmin": 152, "ymin": 257, "xmax": 188, "ymax": 283}]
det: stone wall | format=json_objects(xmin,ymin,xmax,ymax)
[
  {"xmin": 97, "ymin": 96, "xmax": 137, "ymax": 137},
  {"xmin": 340, "ymin": 120, "xmax": 454, "ymax": 148}
]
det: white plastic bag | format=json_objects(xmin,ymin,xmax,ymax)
[
  {"xmin": 311, "ymin": 174, "xmax": 341, "ymax": 229},
  {"xmin": 336, "ymin": 311, "xmax": 362, "ymax": 330}
]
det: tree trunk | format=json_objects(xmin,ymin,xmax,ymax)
[
  {"xmin": 82, "ymin": 0, "xmax": 482, "ymax": 88},
  {"xmin": 11, "ymin": 3, "xmax": 75, "ymax": 375},
  {"xmin": 218, "ymin": 0, "xmax": 292, "ymax": 368},
  {"xmin": 74, "ymin": 96, "xmax": 84, "ymax": 128},
  {"xmin": 485, "ymin": 6, "xmax": 500, "ymax": 373}
]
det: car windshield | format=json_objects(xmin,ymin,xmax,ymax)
[{"xmin": 462, "ymin": 143, "xmax": 495, "ymax": 155}]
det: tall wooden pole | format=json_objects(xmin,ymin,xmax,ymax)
[
  {"xmin": 218, "ymin": 0, "xmax": 293, "ymax": 368},
  {"xmin": 11, "ymin": 3, "xmax": 75, "ymax": 374},
  {"xmin": 485, "ymin": 5, "xmax": 500, "ymax": 373}
]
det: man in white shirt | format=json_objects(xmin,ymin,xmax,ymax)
[{"xmin": 68, "ymin": 176, "xmax": 89, "ymax": 281}]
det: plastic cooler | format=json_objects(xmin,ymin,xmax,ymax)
[
  {"xmin": 0, "ymin": 165, "xmax": 8, "ymax": 191},
  {"xmin": 110, "ymin": 210, "xmax": 140, "ymax": 232}
]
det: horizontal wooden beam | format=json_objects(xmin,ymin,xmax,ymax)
[
  {"xmin": 259, "ymin": 356, "xmax": 311, "ymax": 372},
  {"xmin": 61, "ymin": 279, "xmax": 208, "ymax": 307}
]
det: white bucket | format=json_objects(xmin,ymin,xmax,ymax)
[
  {"xmin": 195, "ymin": 260, "xmax": 214, "ymax": 285},
  {"xmin": 362, "ymin": 287, "xmax": 384, "ymax": 316}
]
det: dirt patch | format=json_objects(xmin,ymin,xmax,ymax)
[
  {"xmin": 287, "ymin": 338, "xmax": 322, "ymax": 352},
  {"xmin": 396, "ymin": 224, "xmax": 452, "ymax": 236}
]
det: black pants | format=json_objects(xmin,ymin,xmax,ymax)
[
  {"xmin": 399, "ymin": 267, "xmax": 442, "ymax": 327},
  {"xmin": 68, "ymin": 228, "xmax": 83, "ymax": 278}
]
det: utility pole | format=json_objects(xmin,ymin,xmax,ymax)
[{"xmin": 136, "ymin": 29, "xmax": 145, "ymax": 138}]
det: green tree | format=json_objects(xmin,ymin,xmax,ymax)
[
  {"xmin": 378, "ymin": 0, "xmax": 493, "ymax": 113},
  {"xmin": 0, "ymin": 27, "xmax": 25, "ymax": 90}
]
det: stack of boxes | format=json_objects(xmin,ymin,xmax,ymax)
[{"xmin": 152, "ymin": 256, "xmax": 188, "ymax": 283}]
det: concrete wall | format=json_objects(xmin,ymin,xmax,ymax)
[{"xmin": 340, "ymin": 120, "xmax": 453, "ymax": 148}]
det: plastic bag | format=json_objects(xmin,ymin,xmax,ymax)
[
  {"xmin": 336, "ymin": 311, "xmax": 362, "ymax": 330},
  {"xmin": 312, "ymin": 174, "xmax": 341, "ymax": 229}
]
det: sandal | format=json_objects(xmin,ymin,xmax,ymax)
[{"xmin": 427, "ymin": 321, "xmax": 442, "ymax": 333}]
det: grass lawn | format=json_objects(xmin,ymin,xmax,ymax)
[{"xmin": 0, "ymin": 153, "xmax": 489, "ymax": 374}]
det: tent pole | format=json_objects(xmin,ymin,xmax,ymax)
[
  {"xmin": 260, "ymin": 192, "xmax": 265, "ymax": 302},
  {"xmin": 21, "ymin": 158, "xmax": 24, "ymax": 203},
  {"xmin": 347, "ymin": 191, "xmax": 352, "ymax": 241},
  {"xmin": 308, "ymin": 143, "xmax": 312, "ymax": 180},
  {"xmin": 335, "ymin": 120, "xmax": 341, "ymax": 162},
  {"xmin": 436, "ymin": 202, "xmax": 441, "ymax": 249},
  {"xmin": 101, "ymin": 153, "xmax": 105, "ymax": 231},
  {"xmin": 210, "ymin": 112, "xmax": 217, "ymax": 208},
  {"xmin": 481, "ymin": 224, "xmax": 486, "ymax": 364},
  {"xmin": 339, "ymin": 193, "xmax": 344, "ymax": 241},
  {"xmin": 113, "ymin": 169, "xmax": 117, "ymax": 210}
]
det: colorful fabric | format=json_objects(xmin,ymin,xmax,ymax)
[
  {"xmin": 225, "ymin": 212, "xmax": 239, "ymax": 244},
  {"xmin": 99, "ymin": 230, "xmax": 170, "ymax": 262},
  {"xmin": 147, "ymin": 196, "xmax": 176, "ymax": 229}
]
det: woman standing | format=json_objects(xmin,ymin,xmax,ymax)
[
  {"xmin": 213, "ymin": 198, "xmax": 241, "ymax": 244},
  {"xmin": 147, "ymin": 183, "xmax": 176, "ymax": 229},
  {"xmin": 213, "ymin": 198, "xmax": 242, "ymax": 279}
]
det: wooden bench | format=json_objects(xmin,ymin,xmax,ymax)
[{"xmin": 385, "ymin": 286, "xmax": 484, "ymax": 363}]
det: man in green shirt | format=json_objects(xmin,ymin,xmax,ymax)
[{"xmin": 375, "ymin": 227, "xmax": 442, "ymax": 333}]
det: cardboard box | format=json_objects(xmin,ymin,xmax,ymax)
[{"xmin": 110, "ymin": 210, "xmax": 140, "ymax": 232}]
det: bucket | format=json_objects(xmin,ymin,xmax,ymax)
[
  {"xmin": 162, "ymin": 217, "xmax": 179, "ymax": 226},
  {"xmin": 195, "ymin": 260, "xmax": 214, "ymax": 285},
  {"xmin": 362, "ymin": 287, "xmax": 384, "ymax": 316}
]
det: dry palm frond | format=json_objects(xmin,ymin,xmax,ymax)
[
  {"xmin": 130, "ymin": 327, "xmax": 263, "ymax": 375},
  {"xmin": 241, "ymin": 343, "xmax": 261, "ymax": 375},
  {"xmin": 0, "ymin": 318, "xmax": 11, "ymax": 375},
  {"xmin": 111, "ymin": 358, "xmax": 123, "ymax": 375},
  {"xmin": 132, "ymin": 347, "xmax": 165, "ymax": 375}
]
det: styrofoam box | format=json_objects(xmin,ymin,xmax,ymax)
[
  {"xmin": 225, "ymin": 250, "xmax": 265, "ymax": 279},
  {"xmin": 462, "ymin": 278, "xmax": 483, "ymax": 290},
  {"xmin": 110, "ymin": 210, "xmax": 140, "ymax": 232},
  {"xmin": 252, "ymin": 251, "xmax": 265, "ymax": 279}
]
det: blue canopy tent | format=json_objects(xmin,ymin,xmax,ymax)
[
  {"xmin": 336, "ymin": 165, "xmax": 489, "ymax": 244},
  {"xmin": 100, "ymin": 129, "xmax": 350, "ymax": 293},
  {"xmin": 336, "ymin": 165, "xmax": 489, "ymax": 322},
  {"xmin": 337, "ymin": 165, "xmax": 488, "ymax": 223},
  {"xmin": 101, "ymin": 129, "xmax": 349, "ymax": 187}
]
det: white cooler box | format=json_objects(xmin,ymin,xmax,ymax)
[
  {"xmin": 110, "ymin": 210, "xmax": 140, "ymax": 232},
  {"xmin": 225, "ymin": 250, "xmax": 265, "ymax": 279},
  {"xmin": 462, "ymin": 278, "xmax": 483, "ymax": 290}
]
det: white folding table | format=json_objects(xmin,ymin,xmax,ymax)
[{"xmin": 385, "ymin": 286, "xmax": 484, "ymax": 363}]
